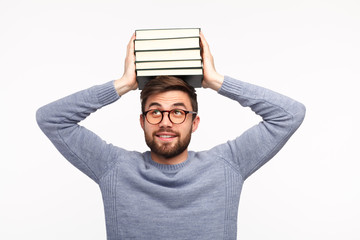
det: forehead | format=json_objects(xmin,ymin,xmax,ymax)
[{"xmin": 145, "ymin": 90, "xmax": 192, "ymax": 110}]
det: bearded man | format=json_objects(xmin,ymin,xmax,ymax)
[{"xmin": 36, "ymin": 32, "xmax": 305, "ymax": 240}]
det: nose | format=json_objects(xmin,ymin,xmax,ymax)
[{"xmin": 158, "ymin": 112, "xmax": 173, "ymax": 127}]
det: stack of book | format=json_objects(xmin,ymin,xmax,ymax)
[{"xmin": 135, "ymin": 28, "xmax": 203, "ymax": 89}]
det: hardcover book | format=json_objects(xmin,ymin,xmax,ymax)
[
  {"xmin": 135, "ymin": 49, "xmax": 201, "ymax": 62},
  {"xmin": 136, "ymin": 60, "xmax": 202, "ymax": 70},
  {"xmin": 137, "ymin": 68, "xmax": 203, "ymax": 77},
  {"xmin": 137, "ymin": 75, "xmax": 203, "ymax": 90},
  {"xmin": 135, "ymin": 37, "xmax": 200, "ymax": 51},
  {"xmin": 135, "ymin": 28, "xmax": 200, "ymax": 40}
]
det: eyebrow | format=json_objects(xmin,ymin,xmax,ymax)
[
  {"xmin": 173, "ymin": 102, "xmax": 187, "ymax": 108},
  {"xmin": 147, "ymin": 102, "xmax": 187, "ymax": 109},
  {"xmin": 148, "ymin": 102, "xmax": 161, "ymax": 108}
]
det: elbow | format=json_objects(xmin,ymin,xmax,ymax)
[
  {"xmin": 293, "ymin": 101, "xmax": 306, "ymax": 128},
  {"xmin": 36, "ymin": 105, "xmax": 51, "ymax": 132},
  {"xmin": 36, "ymin": 106, "xmax": 46, "ymax": 130}
]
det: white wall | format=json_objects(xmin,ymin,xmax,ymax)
[{"xmin": 1, "ymin": 0, "xmax": 359, "ymax": 239}]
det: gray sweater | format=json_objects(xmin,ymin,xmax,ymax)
[{"xmin": 36, "ymin": 76, "xmax": 305, "ymax": 240}]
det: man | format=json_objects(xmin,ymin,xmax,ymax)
[{"xmin": 36, "ymin": 32, "xmax": 305, "ymax": 240}]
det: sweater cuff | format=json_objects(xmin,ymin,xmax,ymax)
[
  {"xmin": 95, "ymin": 80, "xmax": 120, "ymax": 106},
  {"xmin": 218, "ymin": 76, "xmax": 244, "ymax": 100}
]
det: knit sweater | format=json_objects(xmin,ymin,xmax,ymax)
[{"xmin": 36, "ymin": 76, "xmax": 306, "ymax": 240}]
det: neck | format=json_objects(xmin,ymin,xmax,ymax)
[{"xmin": 150, "ymin": 149, "xmax": 188, "ymax": 165}]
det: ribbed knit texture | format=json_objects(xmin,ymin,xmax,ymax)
[
  {"xmin": 36, "ymin": 76, "xmax": 305, "ymax": 239},
  {"xmin": 96, "ymin": 80, "xmax": 120, "ymax": 105}
]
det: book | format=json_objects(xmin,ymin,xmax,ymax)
[
  {"xmin": 136, "ymin": 68, "xmax": 203, "ymax": 89},
  {"xmin": 137, "ymin": 68, "xmax": 203, "ymax": 76},
  {"xmin": 137, "ymin": 75, "xmax": 203, "ymax": 90},
  {"xmin": 135, "ymin": 28, "xmax": 200, "ymax": 40},
  {"xmin": 135, "ymin": 49, "xmax": 201, "ymax": 62},
  {"xmin": 135, "ymin": 37, "xmax": 200, "ymax": 51},
  {"xmin": 136, "ymin": 60, "xmax": 202, "ymax": 70}
]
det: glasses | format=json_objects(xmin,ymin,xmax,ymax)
[{"xmin": 143, "ymin": 109, "xmax": 197, "ymax": 125}]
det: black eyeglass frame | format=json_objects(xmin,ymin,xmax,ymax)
[{"xmin": 142, "ymin": 109, "xmax": 198, "ymax": 125}]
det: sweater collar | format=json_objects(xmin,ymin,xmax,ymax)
[{"xmin": 144, "ymin": 151, "xmax": 193, "ymax": 173}]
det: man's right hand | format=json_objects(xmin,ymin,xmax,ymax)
[
  {"xmin": 200, "ymin": 31, "xmax": 224, "ymax": 91},
  {"xmin": 114, "ymin": 33, "xmax": 138, "ymax": 96}
]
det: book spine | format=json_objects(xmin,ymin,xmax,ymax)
[
  {"xmin": 135, "ymin": 28, "xmax": 200, "ymax": 35},
  {"xmin": 135, "ymin": 59, "xmax": 203, "ymax": 63},
  {"xmin": 135, "ymin": 49, "xmax": 201, "ymax": 62},
  {"xmin": 136, "ymin": 67, "xmax": 203, "ymax": 71},
  {"xmin": 137, "ymin": 74, "xmax": 203, "ymax": 89},
  {"xmin": 134, "ymin": 36, "xmax": 200, "ymax": 41},
  {"xmin": 134, "ymin": 38, "xmax": 200, "ymax": 52},
  {"xmin": 135, "ymin": 28, "xmax": 200, "ymax": 40},
  {"xmin": 135, "ymin": 47, "xmax": 200, "ymax": 53}
]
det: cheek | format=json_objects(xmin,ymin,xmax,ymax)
[
  {"xmin": 179, "ymin": 123, "xmax": 193, "ymax": 135},
  {"xmin": 143, "ymin": 123, "xmax": 157, "ymax": 135}
]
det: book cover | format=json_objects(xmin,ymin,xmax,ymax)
[
  {"xmin": 135, "ymin": 49, "xmax": 201, "ymax": 62},
  {"xmin": 135, "ymin": 37, "xmax": 200, "ymax": 51},
  {"xmin": 137, "ymin": 74, "xmax": 203, "ymax": 90},
  {"xmin": 135, "ymin": 60, "xmax": 202, "ymax": 70},
  {"xmin": 137, "ymin": 68, "xmax": 203, "ymax": 76},
  {"xmin": 135, "ymin": 28, "xmax": 200, "ymax": 40}
]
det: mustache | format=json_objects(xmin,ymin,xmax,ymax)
[{"xmin": 153, "ymin": 128, "xmax": 179, "ymax": 135}]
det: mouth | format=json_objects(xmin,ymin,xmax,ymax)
[{"xmin": 155, "ymin": 132, "xmax": 178, "ymax": 142}]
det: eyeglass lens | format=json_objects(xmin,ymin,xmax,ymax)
[{"xmin": 146, "ymin": 109, "xmax": 187, "ymax": 124}]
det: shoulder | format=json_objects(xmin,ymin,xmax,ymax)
[
  {"xmin": 191, "ymin": 143, "xmax": 242, "ymax": 174},
  {"xmin": 111, "ymin": 147, "xmax": 146, "ymax": 166},
  {"xmin": 99, "ymin": 146, "xmax": 146, "ymax": 178}
]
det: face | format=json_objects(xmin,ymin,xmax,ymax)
[{"xmin": 140, "ymin": 90, "xmax": 200, "ymax": 160}]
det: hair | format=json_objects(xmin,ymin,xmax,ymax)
[{"xmin": 140, "ymin": 76, "xmax": 198, "ymax": 114}]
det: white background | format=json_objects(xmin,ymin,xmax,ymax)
[{"xmin": 1, "ymin": 0, "xmax": 359, "ymax": 239}]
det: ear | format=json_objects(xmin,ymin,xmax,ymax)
[
  {"xmin": 191, "ymin": 115, "xmax": 200, "ymax": 133},
  {"xmin": 140, "ymin": 114, "xmax": 145, "ymax": 130}
]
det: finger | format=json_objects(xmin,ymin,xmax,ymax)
[
  {"xmin": 126, "ymin": 33, "xmax": 136, "ymax": 61},
  {"xmin": 129, "ymin": 32, "xmax": 136, "ymax": 43},
  {"xmin": 127, "ymin": 33, "xmax": 136, "ymax": 53},
  {"xmin": 200, "ymin": 34, "xmax": 213, "ymax": 62},
  {"xmin": 130, "ymin": 32, "xmax": 136, "ymax": 43},
  {"xmin": 199, "ymin": 31, "xmax": 210, "ymax": 51}
]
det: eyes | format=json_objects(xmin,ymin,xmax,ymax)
[
  {"xmin": 143, "ymin": 108, "xmax": 197, "ymax": 125},
  {"xmin": 173, "ymin": 109, "xmax": 184, "ymax": 116},
  {"xmin": 149, "ymin": 109, "xmax": 186, "ymax": 118}
]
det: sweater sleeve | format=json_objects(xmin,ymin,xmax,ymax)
[
  {"xmin": 36, "ymin": 81, "xmax": 122, "ymax": 183},
  {"xmin": 215, "ymin": 76, "xmax": 306, "ymax": 180}
]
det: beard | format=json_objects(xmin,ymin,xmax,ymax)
[{"xmin": 145, "ymin": 128, "xmax": 192, "ymax": 159}]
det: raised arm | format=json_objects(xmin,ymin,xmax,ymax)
[
  {"xmin": 36, "ymin": 34, "xmax": 137, "ymax": 183},
  {"xmin": 200, "ymin": 32, "xmax": 305, "ymax": 180},
  {"xmin": 216, "ymin": 76, "xmax": 306, "ymax": 180}
]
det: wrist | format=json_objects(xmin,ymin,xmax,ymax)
[
  {"xmin": 203, "ymin": 73, "xmax": 224, "ymax": 91},
  {"xmin": 114, "ymin": 76, "xmax": 137, "ymax": 96}
]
